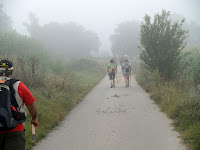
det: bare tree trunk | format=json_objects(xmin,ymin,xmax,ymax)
[
  {"xmin": 28, "ymin": 56, "xmax": 39, "ymax": 88},
  {"xmin": 17, "ymin": 55, "xmax": 28, "ymax": 84}
]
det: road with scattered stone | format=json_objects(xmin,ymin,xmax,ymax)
[{"xmin": 33, "ymin": 68, "xmax": 187, "ymax": 150}]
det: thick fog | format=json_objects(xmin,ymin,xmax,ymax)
[{"xmin": 1, "ymin": 0, "xmax": 199, "ymax": 56}]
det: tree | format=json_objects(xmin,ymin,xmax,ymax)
[
  {"xmin": 110, "ymin": 20, "xmax": 140, "ymax": 57},
  {"xmin": 23, "ymin": 13, "xmax": 40, "ymax": 37},
  {"xmin": 0, "ymin": 4, "xmax": 12, "ymax": 32},
  {"xmin": 24, "ymin": 14, "xmax": 101, "ymax": 58},
  {"xmin": 139, "ymin": 10, "xmax": 188, "ymax": 79}
]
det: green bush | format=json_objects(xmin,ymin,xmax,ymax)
[
  {"xmin": 184, "ymin": 123, "xmax": 200, "ymax": 150},
  {"xmin": 180, "ymin": 48, "xmax": 200, "ymax": 86},
  {"xmin": 173, "ymin": 99, "xmax": 200, "ymax": 130},
  {"xmin": 139, "ymin": 10, "xmax": 188, "ymax": 79}
]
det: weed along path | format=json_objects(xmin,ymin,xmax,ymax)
[{"xmin": 33, "ymin": 69, "xmax": 187, "ymax": 150}]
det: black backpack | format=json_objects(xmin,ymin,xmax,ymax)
[{"xmin": 0, "ymin": 79, "xmax": 26, "ymax": 131}]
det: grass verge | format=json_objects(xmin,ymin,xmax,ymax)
[
  {"xmin": 25, "ymin": 58, "xmax": 106, "ymax": 150},
  {"xmin": 135, "ymin": 68, "xmax": 200, "ymax": 150}
]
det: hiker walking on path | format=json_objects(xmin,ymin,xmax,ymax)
[
  {"xmin": 0, "ymin": 59, "xmax": 39, "ymax": 150},
  {"xmin": 122, "ymin": 58, "xmax": 132, "ymax": 87},
  {"xmin": 107, "ymin": 59, "xmax": 117, "ymax": 88},
  {"xmin": 113, "ymin": 55, "xmax": 118, "ymax": 73}
]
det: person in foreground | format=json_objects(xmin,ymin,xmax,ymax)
[
  {"xmin": 122, "ymin": 58, "xmax": 132, "ymax": 87},
  {"xmin": 0, "ymin": 59, "xmax": 39, "ymax": 150},
  {"xmin": 107, "ymin": 59, "xmax": 117, "ymax": 88}
]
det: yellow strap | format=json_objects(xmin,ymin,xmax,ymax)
[{"xmin": 0, "ymin": 63, "xmax": 9, "ymax": 67}]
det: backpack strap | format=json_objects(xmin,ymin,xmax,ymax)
[
  {"xmin": 3, "ymin": 79, "xmax": 26, "ymax": 124},
  {"xmin": 10, "ymin": 79, "xmax": 19, "ymax": 109},
  {"xmin": 5, "ymin": 79, "xmax": 19, "ymax": 109}
]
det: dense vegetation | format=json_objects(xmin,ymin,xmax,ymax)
[
  {"xmin": 133, "ymin": 10, "xmax": 200, "ymax": 150},
  {"xmin": 134, "ymin": 48, "xmax": 200, "ymax": 150}
]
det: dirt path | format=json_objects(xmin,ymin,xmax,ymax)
[{"xmin": 33, "ymin": 69, "xmax": 187, "ymax": 150}]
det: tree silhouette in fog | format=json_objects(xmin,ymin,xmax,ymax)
[
  {"xmin": 110, "ymin": 20, "xmax": 140, "ymax": 57},
  {"xmin": 24, "ymin": 13, "xmax": 101, "ymax": 58},
  {"xmin": 0, "ymin": 4, "xmax": 13, "ymax": 32}
]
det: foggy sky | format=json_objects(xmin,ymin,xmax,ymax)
[{"xmin": 1, "ymin": 0, "xmax": 199, "ymax": 52}]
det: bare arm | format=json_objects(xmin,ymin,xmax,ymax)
[{"xmin": 26, "ymin": 102, "xmax": 39, "ymax": 127}]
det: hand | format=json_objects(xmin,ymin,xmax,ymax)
[{"xmin": 31, "ymin": 119, "xmax": 39, "ymax": 127}]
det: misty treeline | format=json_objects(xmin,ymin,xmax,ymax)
[
  {"xmin": 0, "ymin": 4, "xmax": 103, "ymax": 89},
  {"xmin": 23, "ymin": 13, "xmax": 100, "ymax": 57},
  {"xmin": 0, "ymin": 3, "xmax": 105, "ymax": 89},
  {"xmin": 110, "ymin": 11, "xmax": 200, "ymax": 58},
  {"xmin": 0, "ymin": 29, "xmax": 104, "ymax": 91},
  {"xmin": 0, "ymin": 30, "xmax": 69, "ymax": 88},
  {"xmin": 0, "ymin": 4, "xmax": 100, "ymax": 58}
]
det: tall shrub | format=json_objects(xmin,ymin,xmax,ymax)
[{"xmin": 139, "ymin": 10, "xmax": 188, "ymax": 79}]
